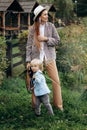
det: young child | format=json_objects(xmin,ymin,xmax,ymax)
[{"xmin": 30, "ymin": 58, "xmax": 54, "ymax": 116}]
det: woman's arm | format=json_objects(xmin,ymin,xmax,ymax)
[
  {"xmin": 46, "ymin": 23, "xmax": 60, "ymax": 47},
  {"xmin": 37, "ymin": 23, "xmax": 60, "ymax": 47}
]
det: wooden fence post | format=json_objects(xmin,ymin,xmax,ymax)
[{"xmin": 6, "ymin": 40, "xmax": 12, "ymax": 77}]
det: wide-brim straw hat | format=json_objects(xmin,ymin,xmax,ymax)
[{"xmin": 33, "ymin": 5, "xmax": 46, "ymax": 21}]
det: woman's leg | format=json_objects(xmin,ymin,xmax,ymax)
[
  {"xmin": 32, "ymin": 89, "xmax": 36, "ymax": 109},
  {"xmin": 45, "ymin": 60, "xmax": 63, "ymax": 109}
]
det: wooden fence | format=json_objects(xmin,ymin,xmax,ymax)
[{"xmin": 6, "ymin": 39, "xmax": 25, "ymax": 77}]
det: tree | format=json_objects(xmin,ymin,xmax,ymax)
[
  {"xmin": 54, "ymin": 0, "xmax": 74, "ymax": 24},
  {"xmin": 77, "ymin": 0, "xmax": 87, "ymax": 16}
]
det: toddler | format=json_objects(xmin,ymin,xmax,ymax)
[{"xmin": 30, "ymin": 58, "xmax": 54, "ymax": 116}]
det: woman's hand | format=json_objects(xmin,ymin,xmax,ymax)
[
  {"xmin": 38, "ymin": 35, "xmax": 49, "ymax": 42},
  {"xmin": 26, "ymin": 62, "xmax": 30, "ymax": 70}
]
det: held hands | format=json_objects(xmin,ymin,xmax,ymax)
[
  {"xmin": 33, "ymin": 75, "xmax": 35, "ymax": 79},
  {"xmin": 38, "ymin": 35, "xmax": 49, "ymax": 42},
  {"xmin": 26, "ymin": 63, "xmax": 30, "ymax": 70}
]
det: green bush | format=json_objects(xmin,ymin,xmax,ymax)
[
  {"xmin": 57, "ymin": 24, "xmax": 87, "ymax": 89},
  {"xmin": 18, "ymin": 30, "xmax": 29, "ymax": 65},
  {"xmin": 54, "ymin": 0, "xmax": 74, "ymax": 24},
  {"xmin": 0, "ymin": 36, "xmax": 7, "ymax": 85}
]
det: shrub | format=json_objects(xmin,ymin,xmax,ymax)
[
  {"xmin": 0, "ymin": 36, "xmax": 7, "ymax": 85},
  {"xmin": 57, "ymin": 24, "xmax": 87, "ymax": 89},
  {"xmin": 18, "ymin": 30, "xmax": 29, "ymax": 65},
  {"xmin": 54, "ymin": 0, "xmax": 74, "ymax": 24}
]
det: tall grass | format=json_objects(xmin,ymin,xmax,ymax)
[
  {"xmin": 0, "ymin": 77, "xmax": 87, "ymax": 130},
  {"xmin": 57, "ymin": 23, "xmax": 87, "ymax": 90}
]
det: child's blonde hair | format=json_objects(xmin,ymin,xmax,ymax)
[{"xmin": 30, "ymin": 59, "xmax": 43, "ymax": 71}]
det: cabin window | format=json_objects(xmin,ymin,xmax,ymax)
[
  {"xmin": 20, "ymin": 13, "xmax": 28, "ymax": 29},
  {"xmin": 5, "ymin": 12, "xmax": 18, "ymax": 27},
  {"xmin": 0, "ymin": 16, "xmax": 2, "ymax": 27}
]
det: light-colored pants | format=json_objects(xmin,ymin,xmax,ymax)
[{"xmin": 32, "ymin": 60, "xmax": 63, "ymax": 109}]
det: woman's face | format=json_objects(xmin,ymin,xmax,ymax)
[{"xmin": 40, "ymin": 10, "xmax": 48, "ymax": 23}]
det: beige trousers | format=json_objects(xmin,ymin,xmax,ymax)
[{"xmin": 32, "ymin": 60, "xmax": 63, "ymax": 109}]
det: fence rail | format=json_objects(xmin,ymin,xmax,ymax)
[{"xmin": 6, "ymin": 39, "xmax": 25, "ymax": 77}]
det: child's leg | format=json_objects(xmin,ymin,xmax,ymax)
[
  {"xmin": 35, "ymin": 96, "xmax": 41, "ymax": 116},
  {"xmin": 41, "ymin": 94, "xmax": 54, "ymax": 115}
]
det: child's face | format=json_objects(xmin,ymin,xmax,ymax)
[{"xmin": 31, "ymin": 64, "xmax": 39, "ymax": 72}]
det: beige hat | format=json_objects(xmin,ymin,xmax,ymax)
[{"xmin": 33, "ymin": 5, "xmax": 46, "ymax": 21}]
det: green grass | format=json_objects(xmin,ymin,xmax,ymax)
[
  {"xmin": 13, "ymin": 57, "xmax": 22, "ymax": 64},
  {"xmin": 12, "ymin": 47, "xmax": 19, "ymax": 54},
  {"xmin": 0, "ymin": 77, "xmax": 87, "ymax": 130},
  {"xmin": 12, "ymin": 64, "xmax": 25, "ymax": 76}
]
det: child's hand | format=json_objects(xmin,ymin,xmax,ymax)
[
  {"xmin": 26, "ymin": 63, "xmax": 30, "ymax": 70},
  {"xmin": 30, "ymin": 87, "xmax": 34, "ymax": 90},
  {"xmin": 33, "ymin": 75, "xmax": 35, "ymax": 79}
]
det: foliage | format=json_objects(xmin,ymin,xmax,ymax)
[
  {"xmin": 18, "ymin": 30, "xmax": 29, "ymax": 65},
  {"xmin": 18, "ymin": 30, "xmax": 29, "ymax": 40},
  {"xmin": 77, "ymin": 0, "xmax": 87, "ymax": 16},
  {"xmin": 80, "ymin": 88, "xmax": 87, "ymax": 101},
  {"xmin": 0, "ymin": 77, "xmax": 87, "ymax": 130},
  {"xmin": 57, "ymin": 23, "xmax": 87, "ymax": 89},
  {"xmin": 0, "ymin": 36, "xmax": 7, "ymax": 85},
  {"xmin": 54, "ymin": 0, "xmax": 74, "ymax": 24},
  {"xmin": 37, "ymin": 0, "xmax": 54, "ymax": 3},
  {"xmin": 80, "ymin": 17, "xmax": 87, "ymax": 26}
]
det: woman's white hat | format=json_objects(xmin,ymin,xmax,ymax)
[{"xmin": 33, "ymin": 5, "xmax": 46, "ymax": 21}]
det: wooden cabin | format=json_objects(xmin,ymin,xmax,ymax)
[
  {"xmin": 0, "ymin": 0, "xmax": 56, "ymax": 37},
  {"xmin": 0, "ymin": 0, "xmax": 39, "ymax": 36},
  {"xmin": 19, "ymin": 0, "xmax": 39, "ymax": 28},
  {"xmin": 0, "ymin": 0, "xmax": 23, "ymax": 36}
]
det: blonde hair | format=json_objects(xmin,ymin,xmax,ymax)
[{"xmin": 30, "ymin": 59, "xmax": 43, "ymax": 71}]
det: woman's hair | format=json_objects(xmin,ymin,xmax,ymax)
[
  {"xmin": 30, "ymin": 59, "xmax": 43, "ymax": 71},
  {"xmin": 34, "ymin": 9, "xmax": 46, "ymax": 50}
]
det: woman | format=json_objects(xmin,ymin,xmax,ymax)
[{"xmin": 26, "ymin": 5, "xmax": 63, "ymax": 111}]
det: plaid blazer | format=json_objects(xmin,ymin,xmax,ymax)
[{"xmin": 26, "ymin": 22, "xmax": 60, "ymax": 62}]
